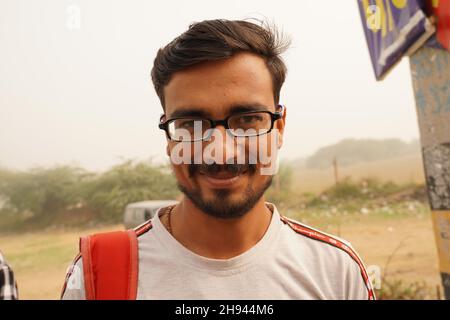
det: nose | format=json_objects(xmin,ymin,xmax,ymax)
[{"xmin": 204, "ymin": 124, "xmax": 242, "ymax": 165}]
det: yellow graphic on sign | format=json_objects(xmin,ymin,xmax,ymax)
[
  {"xmin": 362, "ymin": 0, "xmax": 403, "ymax": 37},
  {"xmin": 392, "ymin": 0, "xmax": 408, "ymax": 9}
]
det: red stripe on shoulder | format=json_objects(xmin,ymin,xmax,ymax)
[
  {"xmin": 280, "ymin": 215, "xmax": 375, "ymax": 300},
  {"xmin": 134, "ymin": 220, "xmax": 153, "ymax": 237},
  {"xmin": 60, "ymin": 252, "xmax": 82, "ymax": 299}
]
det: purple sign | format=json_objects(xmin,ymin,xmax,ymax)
[{"xmin": 358, "ymin": 0, "xmax": 435, "ymax": 80}]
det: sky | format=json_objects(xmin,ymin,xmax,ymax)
[{"xmin": 0, "ymin": 0, "xmax": 420, "ymax": 171}]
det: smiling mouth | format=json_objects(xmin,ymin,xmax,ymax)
[{"xmin": 199, "ymin": 170, "xmax": 247, "ymax": 188}]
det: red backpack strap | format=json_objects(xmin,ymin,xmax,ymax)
[{"xmin": 80, "ymin": 230, "xmax": 138, "ymax": 300}]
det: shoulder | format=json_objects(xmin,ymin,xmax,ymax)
[
  {"xmin": 77, "ymin": 220, "xmax": 154, "ymax": 255},
  {"xmin": 0, "ymin": 251, "xmax": 18, "ymax": 300},
  {"xmin": 61, "ymin": 253, "xmax": 84, "ymax": 299},
  {"xmin": 279, "ymin": 215, "xmax": 375, "ymax": 300},
  {"xmin": 0, "ymin": 250, "xmax": 15, "ymax": 277},
  {"xmin": 279, "ymin": 215, "xmax": 354, "ymax": 253},
  {"xmin": 0, "ymin": 250, "xmax": 9, "ymax": 267},
  {"xmin": 134, "ymin": 219, "xmax": 154, "ymax": 238},
  {"xmin": 61, "ymin": 220, "xmax": 155, "ymax": 300}
]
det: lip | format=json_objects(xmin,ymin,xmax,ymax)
[{"xmin": 200, "ymin": 172, "xmax": 245, "ymax": 188}]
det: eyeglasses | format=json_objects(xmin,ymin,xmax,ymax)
[{"xmin": 159, "ymin": 104, "xmax": 284, "ymax": 142}]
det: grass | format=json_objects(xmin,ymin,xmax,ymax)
[{"xmin": 376, "ymin": 279, "xmax": 435, "ymax": 300}]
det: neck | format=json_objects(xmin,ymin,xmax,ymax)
[{"xmin": 169, "ymin": 196, "xmax": 273, "ymax": 259}]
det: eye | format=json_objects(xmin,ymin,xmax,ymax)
[
  {"xmin": 174, "ymin": 119, "xmax": 204, "ymax": 129},
  {"xmin": 179, "ymin": 120, "xmax": 195, "ymax": 128},
  {"xmin": 240, "ymin": 115, "xmax": 262, "ymax": 123}
]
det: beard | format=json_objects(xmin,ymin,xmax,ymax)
[{"xmin": 176, "ymin": 162, "xmax": 273, "ymax": 220}]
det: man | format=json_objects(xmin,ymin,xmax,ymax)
[
  {"xmin": 0, "ymin": 251, "xmax": 18, "ymax": 300},
  {"xmin": 61, "ymin": 19, "xmax": 375, "ymax": 300}
]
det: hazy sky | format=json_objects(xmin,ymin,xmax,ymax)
[{"xmin": 0, "ymin": 0, "xmax": 420, "ymax": 171}]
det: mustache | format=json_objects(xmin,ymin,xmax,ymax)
[{"xmin": 188, "ymin": 163, "xmax": 257, "ymax": 177}]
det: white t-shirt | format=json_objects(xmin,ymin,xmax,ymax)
[{"xmin": 61, "ymin": 202, "xmax": 374, "ymax": 300}]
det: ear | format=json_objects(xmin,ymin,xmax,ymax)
[{"xmin": 276, "ymin": 105, "xmax": 286, "ymax": 149}]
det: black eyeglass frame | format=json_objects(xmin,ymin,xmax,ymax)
[{"xmin": 158, "ymin": 104, "xmax": 285, "ymax": 142}]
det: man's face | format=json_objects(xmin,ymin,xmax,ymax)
[{"xmin": 163, "ymin": 52, "xmax": 286, "ymax": 219}]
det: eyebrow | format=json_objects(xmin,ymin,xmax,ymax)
[
  {"xmin": 169, "ymin": 109, "xmax": 208, "ymax": 118},
  {"xmin": 229, "ymin": 104, "xmax": 270, "ymax": 114},
  {"xmin": 168, "ymin": 104, "xmax": 271, "ymax": 119}
]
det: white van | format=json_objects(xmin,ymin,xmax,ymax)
[{"xmin": 123, "ymin": 200, "xmax": 178, "ymax": 229}]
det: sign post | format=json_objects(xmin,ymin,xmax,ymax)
[{"xmin": 409, "ymin": 46, "xmax": 450, "ymax": 299}]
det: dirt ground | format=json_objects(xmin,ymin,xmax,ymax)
[
  {"xmin": 335, "ymin": 216, "xmax": 441, "ymax": 292},
  {"xmin": 0, "ymin": 214, "xmax": 442, "ymax": 299}
]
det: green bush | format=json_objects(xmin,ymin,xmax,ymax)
[
  {"xmin": 0, "ymin": 160, "xmax": 180, "ymax": 229},
  {"xmin": 82, "ymin": 160, "xmax": 180, "ymax": 222},
  {"xmin": 0, "ymin": 166, "xmax": 87, "ymax": 219}
]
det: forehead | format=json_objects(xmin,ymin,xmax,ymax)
[{"xmin": 163, "ymin": 52, "xmax": 275, "ymax": 117}]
